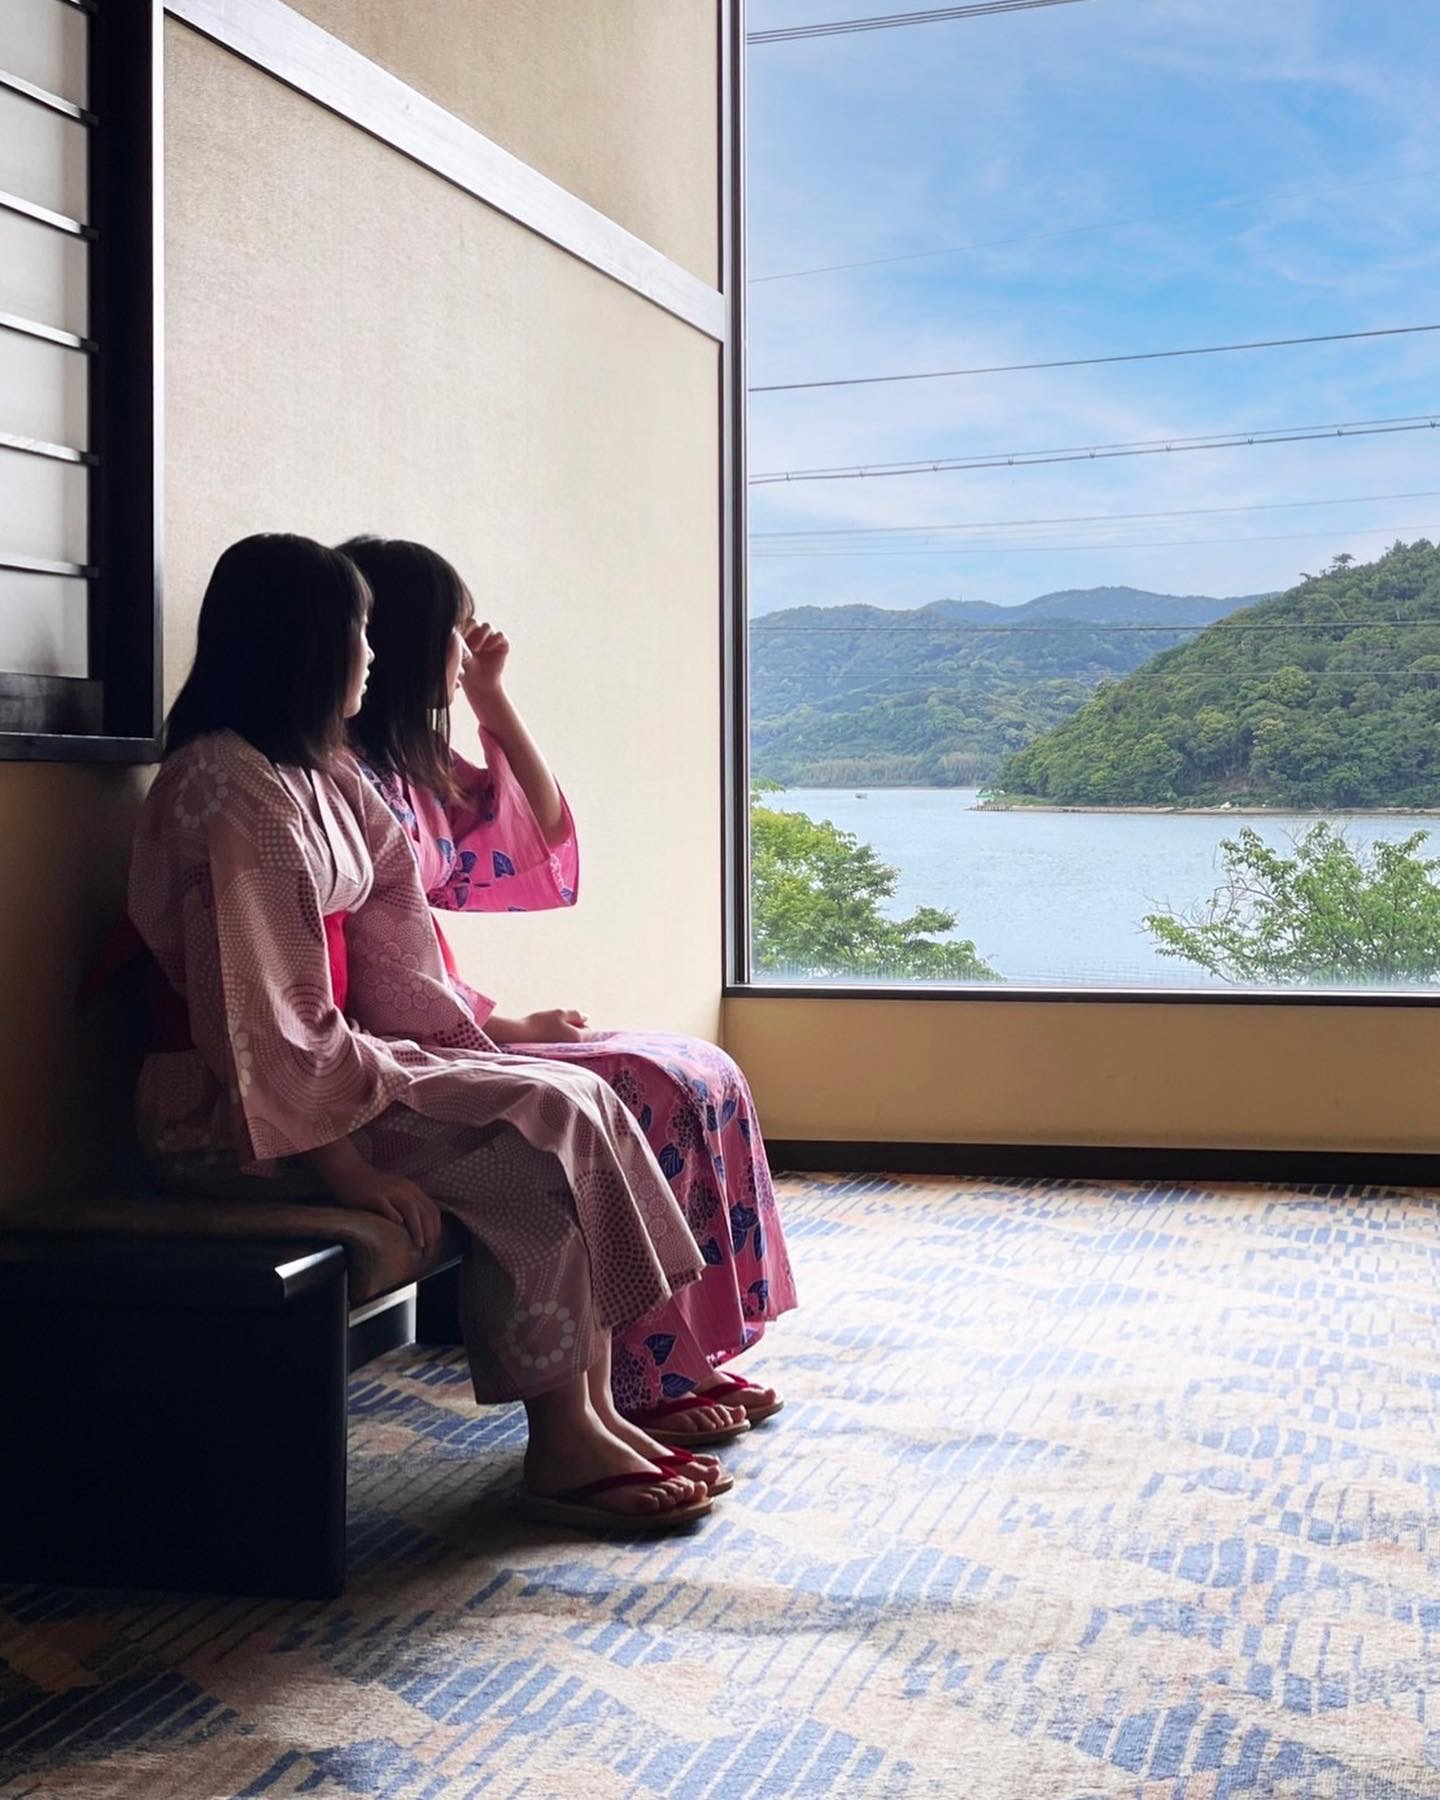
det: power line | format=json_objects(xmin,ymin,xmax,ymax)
[
  {"xmin": 752, "ymin": 525, "xmax": 1428, "ymax": 559},
  {"xmin": 754, "ymin": 620, "xmax": 1440, "ymax": 633},
  {"xmin": 749, "ymin": 169, "xmax": 1440, "ymax": 285},
  {"xmin": 747, "ymin": 0, "xmax": 1087, "ymax": 46},
  {"xmin": 750, "ymin": 323, "xmax": 1440, "ymax": 395},
  {"xmin": 748, "ymin": 409, "xmax": 1440, "ymax": 485},
  {"xmin": 751, "ymin": 488, "xmax": 1440, "ymax": 539}
]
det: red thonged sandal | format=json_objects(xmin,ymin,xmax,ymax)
[
  {"xmin": 626, "ymin": 1394, "xmax": 752, "ymax": 1448},
  {"xmin": 661, "ymin": 1446, "xmax": 734, "ymax": 1497},
  {"xmin": 517, "ymin": 1467, "xmax": 713, "ymax": 1532},
  {"xmin": 696, "ymin": 1373, "xmax": 785, "ymax": 1425}
]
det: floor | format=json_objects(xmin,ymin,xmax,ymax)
[{"xmin": 4, "ymin": 1174, "xmax": 1440, "ymax": 1798}]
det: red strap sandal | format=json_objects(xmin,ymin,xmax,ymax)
[
  {"xmin": 624, "ymin": 1394, "xmax": 752, "ymax": 1447},
  {"xmin": 661, "ymin": 1446, "xmax": 734, "ymax": 1497},
  {"xmin": 517, "ymin": 1467, "xmax": 712, "ymax": 1532},
  {"xmin": 697, "ymin": 1373, "xmax": 785, "ymax": 1425}
]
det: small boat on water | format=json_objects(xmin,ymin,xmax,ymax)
[{"xmin": 855, "ymin": 792, "xmax": 867, "ymax": 799}]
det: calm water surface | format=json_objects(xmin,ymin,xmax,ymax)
[{"xmin": 767, "ymin": 787, "xmax": 1440, "ymax": 988}]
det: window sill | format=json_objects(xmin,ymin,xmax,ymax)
[{"xmin": 725, "ymin": 981, "xmax": 1440, "ymax": 1008}]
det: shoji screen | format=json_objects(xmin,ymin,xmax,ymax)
[{"xmin": 0, "ymin": 0, "xmax": 159, "ymax": 758}]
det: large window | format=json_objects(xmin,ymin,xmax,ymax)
[
  {"xmin": 0, "ymin": 0, "xmax": 160, "ymax": 760},
  {"xmin": 740, "ymin": 0, "xmax": 1440, "ymax": 995}
]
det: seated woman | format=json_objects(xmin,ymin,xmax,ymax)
[
  {"xmin": 128, "ymin": 532, "xmax": 719, "ymax": 1532},
  {"xmin": 340, "ymin": 535, "xmax": 796, "ymax": 1448}
]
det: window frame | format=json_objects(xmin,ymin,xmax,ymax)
[
  {"xmin": 0, "ymin": 0, "xmax": 163, "ymax": 764},
  {"xmin": 720, "ymin": 7, "xmax": 1440, "ymax": 1011}
]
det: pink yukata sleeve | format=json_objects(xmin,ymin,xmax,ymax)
[{"xmin": 430, "ymin": 727, "xmax": 580, "ymax": 914}]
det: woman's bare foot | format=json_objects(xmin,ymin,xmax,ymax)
[
  {"xmin": 586, "ymin": 1372, "xmax": 726, "ymax": 1490},
  {"xmin": 524, "ymin": 1392, "xmax": 706, "ymax": 1517},
  {"xmin": 698, "ymin": 1374, "xmax": 781, "ymax": 1419}
]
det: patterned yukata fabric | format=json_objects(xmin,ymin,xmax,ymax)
[
  {"xmin": 128, "ymin": 732, "xmax": 702, "ymax": 1402},
  {"xmin": 358, "ymin": 746, "xmax": 799, "ymax": 1415}
]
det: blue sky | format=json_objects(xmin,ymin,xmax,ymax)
[{"xmin": 745, "ymin": 0, "xmax": 1440, "ymax": 615}]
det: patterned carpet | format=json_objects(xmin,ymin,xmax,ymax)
[{"xmin": 5, "ymin": 1173, "xmax": 1440, "ymax": 1799}]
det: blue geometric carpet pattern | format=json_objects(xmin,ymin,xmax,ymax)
[{"xmin": 5, "ymin": 1174, "xmax": 1440, "ymax": 1798}]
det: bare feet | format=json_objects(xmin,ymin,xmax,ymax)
[
  {"xmin": 698, "ymin": 1375, "xmax": 781, "ymax": 1419},
  {"xmin": 523, "ymin": 1411, "xmax": 706, "ymax": 1517},
  {"xmin": 591, "ymin": 1387, "xmax": 727, "ymax": 1492}
]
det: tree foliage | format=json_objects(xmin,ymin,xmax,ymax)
[
  {"xmin": 1144, "ymin": 823, "xmax": 1440, "ymax": 985},
  {"xmin": 750, "ymin": 588, "xmax": 1254, "ymax": 788},
  {"xmin": 749, "ymin": 784, "xmax": 997, "ymax": 981},
  {"xmin": 999, "ymin": 542, "xmax": 1440, "ymax": 808}
]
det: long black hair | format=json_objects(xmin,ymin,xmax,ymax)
[
  {"xmin": 166, "ymin": 533, "xmax": 371, "ymax": 765},
  {"xmin": 340, "ymin": 535, "xmax": 471, "ymax": 798}
]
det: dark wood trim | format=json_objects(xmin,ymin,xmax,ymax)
[
  {"xmin": 719, "ymin": 0, "xmax": 751, "ymax": 987},
  {"xmin": 0, "ymin": 66, "xmax": 95, "ymax": 126},
  {"xmin": 86, "ymin": 0, "xmax": 164, "ymax": 750},
  {"xmin": 0, "ymin": 731, "xmax": 159, "ymax": 761},
  {"xmin": 770, "ymin": 1140, "xmax": 1440, "ymax": 1187},
  {"xmin": 164, "ymin": 0, "xmax": 725, "ymax": 340},
  {"xmin": 727, "ymin": 981, "xmax": 1440, "ymax": 1007},
  {"xmin": 0, "ymin": 187, "xmax": 91, "ymax": 238},
  {"xmin": 0, "ymin": 310, "xmax": 94, "ymax": 352}
]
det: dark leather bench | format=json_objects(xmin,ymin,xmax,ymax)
[{"xmin": 0, "ymin": 1193, "xmax": 468, "ymax": 1599}]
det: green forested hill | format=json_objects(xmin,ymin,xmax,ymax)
[
  {"xmin": 749, "ymin": 586, "xmax": 1258, "ymax": 787},
  {"xmin": 997, "ymin": 541, "xmax": 1440, "ymax": 808}
]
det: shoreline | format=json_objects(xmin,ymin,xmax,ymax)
[{"xmin": 774, "ymin": 787, "xmax": 1440, "ymax": 818}]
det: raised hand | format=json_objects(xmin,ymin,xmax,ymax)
[{"xmin": 460, "ymin": 621, "xmax": 511, "ymax": 713}]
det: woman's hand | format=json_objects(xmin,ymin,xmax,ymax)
[
  {"xmin": 459, "ymin": 621, "xmax": 510, "ymax": 716},
  {"xmin": 301, "ymin": 1135, "xmax": 444, "ymax": 1254},
  {"xmin": 487, "ymin": 1007, "xmax": 591, "ymax": 1045},
  {"xmin": 333, "ymin": 1171, "xmax": 444, "ymax": 1254}
]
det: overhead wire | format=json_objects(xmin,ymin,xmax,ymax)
[
  {"xmin": 749, "ymin": 169, "xmax": 1440, "ymax": 285},
  {"xmin": 750, "ymin": 488, "xmax": 1440, "ymax": 539},
  {"xmin": 750, "ymin": 323, "xmax": 1440, "ymax": 395},
  {"xmin": 747, "ymin": 0, "xmax": 1088, "ymax": 46},
  {"xmin": 751, "ymin": 525, "xmax": 1430, "ymax": 558},
  {"xmin": 748, "ymin": 410, "xmax": 1440, "ymax": 485}
]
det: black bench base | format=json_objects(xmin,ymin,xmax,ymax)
[{"xmin": 0, "ymin": 1237, "xmax": 349, "ymax": 1599}]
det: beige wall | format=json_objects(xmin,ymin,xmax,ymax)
[
  {"xmin": 726, "ymin": 996, "xmax": 1440, "ymax": 1153},
  {"xmin": 290, "ymin": 0, "xmax": 719, "ymax": 284},
  {"xmin": 0, "ymin": 8, "xmax": 722, "ymax": 1214}
]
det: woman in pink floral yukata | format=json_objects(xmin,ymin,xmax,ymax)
[
  {"xmin": 129, "ymin": 534, "xmax": 722, "ymax": 1534},
  {"xmin": 341, "ymin": 535, "xmax": 797, "ymax": 1451}
]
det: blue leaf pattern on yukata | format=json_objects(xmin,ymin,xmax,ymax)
[
  {"xmin": 720, "ymin": 1096, "xmax": 738, "ymax": 1127},
  {"xmin": 560, "ymin": 886, "xmax": 575, "ymax": 902},
  {"xmin": 458, "ymin": 849, "xmax": 478, "ymax": 874},
  {"xmin": 661, "ymin": 1373, "xmax": 698, "ymax": 1398},
  {"xmin": 738, "ymin": 1115, "xmax": 752, "ymax": 1144},
  {"xmin": 729, "ymin": 1204, "xmax": 759, "ymax": 1254},
  {"xmin": 437, "ymin": 837, "xmax": 455, "ymax": 861},
  {"xmin": 753, "ymin": 1224, "xmax": 765, "ymax": 1260},
  {"xmin": 691, "ymin": 1077, "xmax": 710, "ymax": 1102},
  {"xmin": 706, "ymin": 1104, "xmax": 719, "ymax": 1133},
  {"xmin": 748, "ymin": 1279, "xmax": 769, "ymax": 1309},
  {"xmin": 638, "ymin": 1103, "xmax": 653, "ymax": 1134},
  {"xmin": 644, "ymin": 1332, "xmax": 677, "ymax": 1366},
  {"xmin": 700, "ymin": 1237, "xmax": 724, "ymax": 1266},
  {"xmin": 493, "ymin": 851, "xmax": 516, "ymax": 878},
  {"xmin": 658, "ymin": 1144, "xmax": 684, "ymax": 1179},
  {"xmin": 713, "ymin": 1155, "xmax": 725, "ymax": 1181}
]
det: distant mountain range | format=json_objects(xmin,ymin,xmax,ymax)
[
  {"xmin": 998, "ymin": 542, "xmax": 1440, "ymax": 809},
  {"xmin": 750, "ymin": 585, "xmax": 1267, "ymax": 787}
]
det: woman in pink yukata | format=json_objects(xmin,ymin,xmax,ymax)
[
  {"xmin": 341, "ymin": 535, "xmax": 797, "ymax": 1453},
  {"xmin": 129, "ymin": 533, "xmax": 720, "ymax": 1533}
]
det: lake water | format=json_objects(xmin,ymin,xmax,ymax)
[{"xmin": 766, "ymin": 787, "xmax": 1440, "ymax": 988}]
